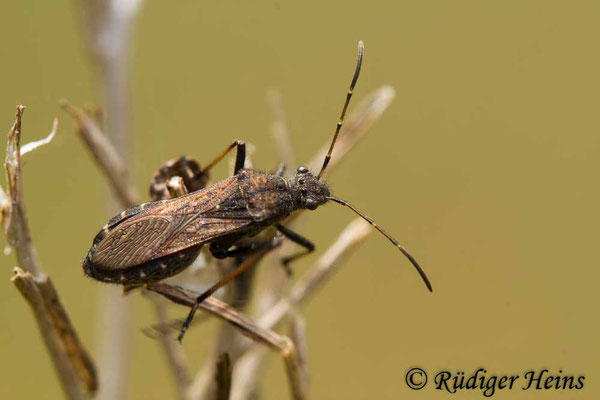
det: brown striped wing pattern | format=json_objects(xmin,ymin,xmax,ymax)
[{"xmin": 92, "ymin": 175, "xmax": 253, "ymax": 271}]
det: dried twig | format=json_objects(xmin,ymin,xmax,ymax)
[
  {"xmin": 307, "ymin": 85, "xmax": 396, "ymax": 172},
  {"xmin": 76, "ymin": 2, "xmax": 145, "ymax": 397},
  {"xmin": 258, "ymin": 219, "xmax": 371, "ymax": 329},
  {"xmin": 152, "ymin": 299, "xmax": 191, "ymax": 399},
  {"xmin": 12, "ymin": 269, "xmax": 96, "ymax": 399},
  {"xmin": 229, "ymin": 86, "xmax": 394, "ymax": 399},
  {"xmin": 62, "ymin": 98, "xmax": 138, "ymax": 400},
  {"xmin": 214, "ymin": 353, "xmax": 232, "ymax": 400},
  {"xmin": 60, "ymin": 100, "xmax": 139, "ymax": 207},
  {"xmin": 188, "ymin": 151, "xmax": 279, "ymax": 400},
  {"xmin": 231, "ymin": 219, "xmax": 371, "ymax": 399},
  {"xmin": 61, "ymin": 81, "xmax": 393, "ymax": 399},
  {"xmin": 62, "ymin": 102, "xmax": 199, "ymax": 397},
  {"xmin": 148, "ymin": 175, "xmax": 192, "ymax": 399},
  {"xmin": 147, "ymin": 283, "xmax": 307, "ymax": 400},
  {"xmin": 257, "ymin": 85, "xmax": 396, "ymax": 312},
  {"xmin": 3, "ymin": 107, "xmax": 96, "ymax": 399},
  {"xmin": 185, "ymin": 246, "xmax": 280, "ymax": 400},
  {"xmin": 21, "ymin": 117, "xmax": 58, "ymax": 156},
  {"xmin": 288, "ymin": 314, "xmax": 309, "ymax": 396},
  {"xmin": 269, "ymin": 88, "xmax": 296, "ymax": 168},
  {"xmin": 4, "ymin": 106, "xmax": 42, "ymax": 276}
]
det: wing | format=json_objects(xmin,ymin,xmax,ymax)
[{"xmin": 91, "ymin": 175, "xmax": 254, "ymax": 271}]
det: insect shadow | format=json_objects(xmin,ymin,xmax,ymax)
[{"xmin": 83, "ymin": 41, "xmax": 432, "ymax": 342}]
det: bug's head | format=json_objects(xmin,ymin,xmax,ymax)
[{"xmin": 290, "ymin": 166, "xmax": 330, "ymax": 210}]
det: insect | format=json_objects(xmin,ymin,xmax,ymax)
[{"xmin": 83, "ymin": 41, "xmax": 432, "ymax": 342}]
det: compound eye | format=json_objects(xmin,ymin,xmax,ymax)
[
  {"xmin": 297, "ymin": 166, "xmax": 309, "ymax": 174},
  {"xmin": 306, "ymin": 198, "xmax": 318, "ymax": 210}
]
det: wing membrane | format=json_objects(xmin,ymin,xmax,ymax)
[{"xmin": 92, "ymin": 176, "xmax": 252, "ymax": 270}]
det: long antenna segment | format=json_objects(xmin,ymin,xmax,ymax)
[
  {"xmin": 318, "ymin": 40, "xmax": 364, "ymax": 180},
  {"xmin": 326, "ymin": 196, "xmax": 433, "ymax": 292}
]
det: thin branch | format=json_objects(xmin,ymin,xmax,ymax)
[
  {"xmin": 186, "ymin": 234, "xmax": 283, "ymax": 400},
  {"xmin": 255, "ymin": 84, "xmax": 396, "ymax": 309},
  {"xmin": 147, "ymin": 174, "xmax": 191, "ymax": 399},
  {"xmin": 75, "ymin": 3, "xmax": 145, "ymax": 397},
  {"xmin": 288, "ymin": 314, "xmax": 309, "ymax": 396},
  {"xmin": 63, "ymin": 102, "xmax": 199, "ymax": 397},
  {"xmin": 188, "ymin": 147, "xmax": 272, "ymax": 400},
  {"xmin": 3, "ymin": 106, "xmax": 96, "ymax": 399},
  {"xmin": 230, "ymin": 219, "xmax": 371, "ymax": 400},
  {"xmin": 264, "ymin": 219, "xmax": 371, "ymax": 328},
  {"xmin": 307, "ymin": 85, "xmax": 396, "ymax": 172},
  {"xmin": 229, "ymin": 86, "xmax": 394, "ymax": 399},
  {"xmin": 214, "ymin": 353, "xmax": 232, "ymax": 400},
  {"xmin": 146, "ymin": 283, "xmax": 307, "ymax": 400},
  {"xmin": 60, "ymin": 100, "xmax": 139, "ymax": 207},
  {"xmin": 12, "ymin": 269, "xmax": 95, "ymax": 399},
  {"xmin": 4, "ymin": 106, "xmax": 42, "ymax": 276},
  {"xmin": 152, "ymin": 300, "xmax": 191, "ymax": 399},
  {"xmin": 21, "ymin": 117, "xmax": 59, "ymax": 156},
  {"xmin": 61, "ymin": 98, "xmax": 137, "ymax": 400},
  {"xmin": 0, "ymin": 185, "xmax": 9, "ymax": 233},
  {"xmin": 34, "ymin": 273, "xmax": 98, "ymax": 393},
  {"xmin": 268, "ymin": 88, "xmax": 296, "ymax": 168}
]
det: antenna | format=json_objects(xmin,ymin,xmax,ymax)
[
  {"xmin": 326, "ymin": 196, "xmax": 433, "ymax": 292},
  {"xmin": 318, "ymin": 40, "xmax": 364, "ymax": 180}
]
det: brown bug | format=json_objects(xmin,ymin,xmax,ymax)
[{"xmin": 83, "ymin": 41, "xmax": 432, "ymax": 342}]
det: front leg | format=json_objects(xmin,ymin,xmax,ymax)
[
  {"xmin": 177, "ymin": 236, "xmax": 283, "ymax": 342},
  {"xmin": 276, "ymin": 224, "xmax": 315, "ymax": 275},
  {"xmin": 209, "ymin": 237, "xmax": 281, "ymax": 259}
]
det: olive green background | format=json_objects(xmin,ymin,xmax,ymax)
[{"xmin": 1, "ymin": 1, "xmax": 598, "ymax": 399}]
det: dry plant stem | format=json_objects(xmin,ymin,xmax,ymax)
[
  {"xmin": 307, "ymin": 85, "xmax": 395, "ymax": 172},
  {"xmin": 4, "ymin": 107, "xmax": 96, "ymax": 399},
  {"xmin": 230, "ymin": 219, "xmax": 371, "ymax": 399},
  {"xmin": 259, "ymin": 219, "xmax": 371, "ymax": 328},
  {"xmin": 288, "ymin": 314, "xmax": 309, "ymax": 396},
  {"xmin": 62, "ymin": 99, "xmax": 137, "ymax": 400},
  {"xmin": 256, "ymin": 84, "xmax": 396, "ymax": 319},
  {"xmin": 153, "ymin": 301, "xmax": 191, "ymax": 399},
  {"xmin": 62, "ymin": 102, "xmax": 196, "ymax": 396},
  {"xmin": 227, "ymin": 89, "xmax": 300, "ymax": 400},
  {"xmin": 76, "ymin": 2, "xmax": 144, "ymax": 397},
  {"xmin": 147, "ymin": 283, "xmax": 307, "ymax": 400},
  {"xmin": 151, "ymin": 177, "xmax": 192, "ymax": 399},
  {"xmin": 35, "ymin": 274, "xmax": 98, "ymax": 394},
  {"xmin": 187, "ymin": 248, "xmax": 276, "ymax": 400},
  {"xmin": 4, "ymin": 106, "xmax": 42, "ymax": 276},
  {"xmin": 230, "ymin": 86, "xmax": 394, "ymax": 399},
  {"xmin": 268, "ymin": 88, "xmax": 296, "ymax": 168},
  {"xmin": 190, "ymin": 149, "xmax": 270, "ymax": 400},
  {"xmin": 214, "ymin": 353, "xmax": 232, "ymax": 400},
  {"xmin": 12, "ymin": 269, "xmax": 94, "ymax": 399},
  {"xmin": 60, "ymin": 101, "xmax": 138, "ymax": 207}
]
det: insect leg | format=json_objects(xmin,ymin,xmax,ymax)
[
  {"xmin": 276, "ymin": 224, "xmax": 315, "ymax": 274},
  {"xmin": 200, "ymin": 140, "xmax": 246, "ymax": 176},
  {"xmin": 177, "ymin": 244, "xmax": 278, "ymax": 342},
  {"xmin": 149, "ymin": 156, "xmax": 208, "ymax": 200},
  {"xmin": 209, "ymin": 238, "xmax": 281, "ymax": 259},
  {"xmin": 233, "ymin": 142, "xmax": 246, "ymax": 175}
]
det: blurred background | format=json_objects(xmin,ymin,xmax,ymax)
[{"xmin": 1, "ymin": 1, "xmax": 599, "ymax": 399}]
